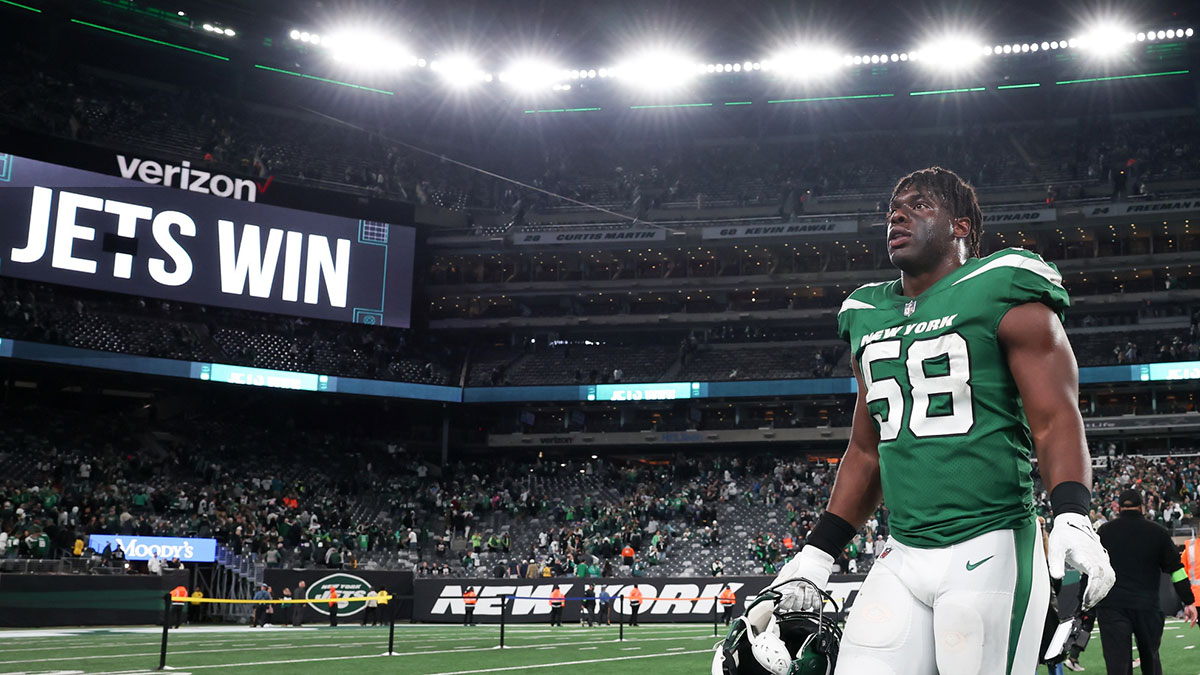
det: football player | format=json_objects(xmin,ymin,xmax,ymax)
[{"xmin": 776, "ymin": 167, "xmax": 1115, "ymax": 674}]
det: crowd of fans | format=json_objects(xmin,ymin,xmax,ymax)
[
  {"xmin": 0, "ymin": 269, "xmax": 1195, "ymax": 390},
  {"xmin": 2, "ymin": 394, "xmax": 1195, "ymax": 581}
]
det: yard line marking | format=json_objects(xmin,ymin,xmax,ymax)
[
  {"xmin": 86, "ymin": 634, "xmax": 713, "ymax": 672},
  {"xmin": 425, "ymin": 649, "xmax": 712, "ymax": 674},
  {"xmin": 0, "ymin": 641, "xmax": 384, "ymax": 665},
  {"xmin": 621, "ymin": 647, "xmax": 642, "ymax": 651}
]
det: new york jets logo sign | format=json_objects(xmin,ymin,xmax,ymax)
[{"xmin": 306, "ymin": 573, "xmax": 372, "ymax": 616}]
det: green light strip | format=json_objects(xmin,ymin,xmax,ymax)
[
  {"xmin": 0, "ymin": 0, "xmax": 41, "ymax": 12},
  {"xmin": 724, "ymin": 101, "xmax": 753, "ymax": 106},
  {"xmin": 524, "ymin": 108, "xmax": 602, "ymax": 114},
  {"xmin": 70, "ymin": 19, "xmax": 229, "ymax": 60},
  {"xmin": 909, "ymin": 87, "xmax": 987, "ymax": 96},
  {"xmin": 767, "ymin": 93, "xmax": 894, "ymax": 104},
  {"xmin": 629, "ymin": 103, "xmax": 713, "ymax": 109},
  {"xmin": 997, "ymin": 83, "xmax": 1041, "ymax": 90},
  {"xmin": 1055, "ymin": 69, "xmax": 1189, "ymax": 85},
  {"xmin": 253, "ymin": 65, "xmax": 395, "ymax": 95}
]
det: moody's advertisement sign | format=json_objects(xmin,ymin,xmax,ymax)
[{"xmin": 88, "ymin": 535, "xmax": 217, "ymax": 562}]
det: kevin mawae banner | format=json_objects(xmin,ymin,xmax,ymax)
[{"xmin": 413, "ymin": 575, "xmax": 865, "ymax": 624}]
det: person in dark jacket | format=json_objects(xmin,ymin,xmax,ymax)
[
  {"xmin": 582, "ymin": 585, "xmax": 596, "ymax": 626},
  {"xmin": 1096, "ymin": 489, "xmax": 1198, "ymax": 675},
  {"xmin": 599, "ymin": 588, "xmax": 613, "ymax": 625},
  {"xmin": 293, "ymin": 580, "xmax": 306, "ymax": 626}
]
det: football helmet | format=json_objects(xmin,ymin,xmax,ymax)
[{"xmin": 711, "ymin": 578, "xmax": 842, "ymax": 675}]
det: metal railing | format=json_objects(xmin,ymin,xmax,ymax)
[
  {"xmin": 205, "ymin": 544, "xmax": 265, "ymax": 621},
  {"xmin": 0, "ymin": 557, "xmax": 127, "ymax": 574}
]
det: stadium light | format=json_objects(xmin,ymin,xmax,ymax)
[
  {"xmin": 325, "ymin": 31, "xmax": 417, "ymax": 71},
  {"xmin": 1076, "ymin": 22, "xmax": 1136, "ymax": 57},
  {"xmin": 499, "ymin": 60, "xmax": 567, "ymax": 92},
  {"xmin": 611, "ymin": 50, "xmax": 699, "ymax": 90},
  {"xmin": 431, "ymin": 55, "xmax": 490, "ymax": 88},
  {"xmin": 202, "ymin": 23, "xmax": 236, "ymax": 38},
  {"xmin": 913, "ymin": 36, "xmax": 987, "ymax": 70},
  {"xmin": 763, "ymin": 46, "xmax": 845, "ymax": 78}
]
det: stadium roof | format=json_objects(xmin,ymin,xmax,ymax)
[{"xmin": 175, "ymin": 0, "xmax": 1195, "ymax": 61}]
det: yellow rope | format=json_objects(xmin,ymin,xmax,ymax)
[{"xmin": 174, "ymin": 592, "xmax": 391, "ymax": 605}]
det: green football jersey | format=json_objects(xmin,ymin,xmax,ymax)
[{"xmin": 837, "ymin": 248, "xmax": 1069, "ymax": 548}]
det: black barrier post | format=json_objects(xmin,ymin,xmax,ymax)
[
  {"xmin": 500, "ymin": 595, "xmax": 510, "ymax": 648},
  {"xmin": 387, "ymin": 615, "xmax": 396, "ymax": 655},
  {"xmin": 713, "ymin": 596, "xmax": 719, "ymax": 637},
  {"xmin": 157, "ymin": 593, "xmax": 171, "ymax": 671},
  {"xmin": 618, "ymin": 595, "xmax": 624, "ymax": 642}
]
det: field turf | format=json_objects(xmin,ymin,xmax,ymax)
[{"xmin": 0, "ymin": 618, "xmax": 1195, "ymax": 673}]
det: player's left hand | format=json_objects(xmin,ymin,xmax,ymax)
[
  {"xmin": 1184, "ymin": 604, "xmax": 1198, "ymax": 628},
  {"xmin": 1047, "ymin": 512, "xmax": 1115, "ymax": 610}
]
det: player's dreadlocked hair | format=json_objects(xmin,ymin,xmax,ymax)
[{"xmin": 891, "ymin": 166, "xmax": 984, "ymax": 258}]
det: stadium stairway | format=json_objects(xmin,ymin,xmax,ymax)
[{"xmin": 203, "ymin": 543, "xmax": 263, "ymax": 622}]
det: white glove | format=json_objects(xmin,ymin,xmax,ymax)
[
  {"xmin": 1047, "ymin": 512, "xmax": 1116, "ymax": 610},
  {"xmin": 774, "ymin": 546, "xmax": 834, "ymax": 613}
]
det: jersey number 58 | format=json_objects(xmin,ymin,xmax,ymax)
[{"xmin": 861, "ymin": 333, "xmax": 974, "ymax": 441}]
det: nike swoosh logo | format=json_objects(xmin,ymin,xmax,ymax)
[
  {"xmin": 1068, "ymin": 523, "xmax": 1097, "ymax": 538},
  {"xmin": 966, "ymin": 556, "xmax": 995, "ymax": 571}
]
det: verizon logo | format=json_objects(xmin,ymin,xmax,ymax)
[{"xmin": 117, "ymin": 155, "xmax": 265, "ymax": 202}]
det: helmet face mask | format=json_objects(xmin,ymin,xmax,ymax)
[
  {"xmin": 713, "ymin": 579, "xmax": 841, "ymax": 675},
  {"xmin": 712, "ymin": 616, "xmax": 774, "ymax": 675}
]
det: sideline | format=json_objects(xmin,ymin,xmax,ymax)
[{"xmin": 425, "ymin": 649, "xmax": 712, "ymax": 674}]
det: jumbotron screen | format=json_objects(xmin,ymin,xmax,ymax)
[{"xmin": 0, "ymin": 153, "xmax": 415, "ymax": 327}]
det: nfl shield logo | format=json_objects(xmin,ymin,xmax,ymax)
[{"xmin": 904, "ymin": 300, "xmax": 917, "ymax": 317}]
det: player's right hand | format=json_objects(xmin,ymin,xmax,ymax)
[
  {"xmin": 1047, "ymin": 512, "xmax": 1116, "ymax": 610},
  {"xmin": 774, "ymin": 546, "xmax": 834, "ymax": 612}
]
